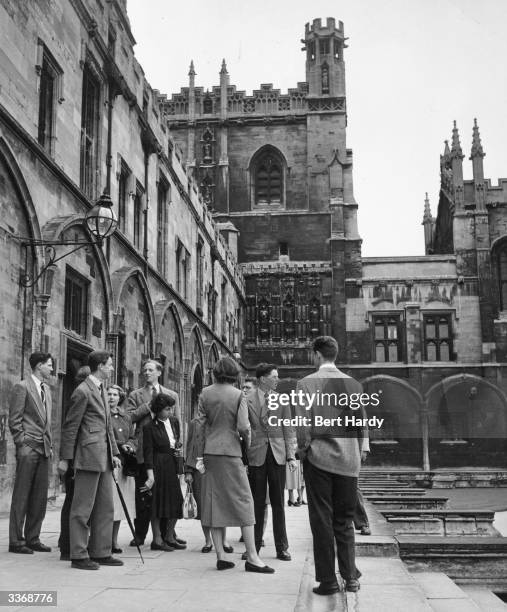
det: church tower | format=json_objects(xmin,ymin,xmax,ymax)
[{"xmin": 304, "ymin": 17, "xmax": 346, "ymax": 98}]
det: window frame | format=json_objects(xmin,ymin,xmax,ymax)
[
  {"xmin": 422, "ymin": 312, "xmax": 454, "ymax": 362},
  {"xmin": 36, "ymin": 42, "xmax": 63, "ymax": 155},
  {"xmin": 251, "ymin": 147, "xmax": 286, "ymax": 209},
  {"xmin": 64, "ymin": 267, "xmax": 90, "ymax": 338},
  {"xmin": 372, "ymin": 313, "xmax": 403, "ymax": 363},
  {"xmin": 80, "ymin": 63, "xmax": 101, "ymax": 198}
]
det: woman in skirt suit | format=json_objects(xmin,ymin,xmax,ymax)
[
  {"xmin": 142, "ymin": 393, "xmax": 183, "ymax": 551},
  {"xmin": 195, "ymin": 356, "xmax": 274, "ymax": 573}
]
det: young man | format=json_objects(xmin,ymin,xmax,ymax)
[
  {"xmin": 296, "ymin": 336, "xmax": 366, "ymax": 595},
  {"xmin": 127, "ymin": 360, "xmax": 183, "ymax": 548},
  {"xmin": 8, "ymin": 352, "xmax": 54, "ymax": 554},
  {"xmin": 246, "ymin": 363, "xmax": 296, "ymax": 560},
  {"xmin": 59, "ymin": 350, "xmax": 122, "ymax": 570}
]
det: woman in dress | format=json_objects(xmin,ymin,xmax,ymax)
[
  {"xmin": 195, "ymin": 356, "xmax": 274, "ymax": 573},
  {"xmin": 108, "ymin": 384, "xmax": 136, "ymax": 553},
  {"xmin": 142, "ymin": 393, "xmax": 183, "ymax": 551}
]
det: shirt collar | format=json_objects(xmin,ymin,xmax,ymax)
[
  {"xmin": 31, "ymin": 374, "xmax": 43, "ymax": 389},
  {"xmin": 319, "ymin": 363, "xmax": 339, "ymax": 370},
  {"xmin": 88, "ymin": 374, "xmax": 102, "ymax": 388}
]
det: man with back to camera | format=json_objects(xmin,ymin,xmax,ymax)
[
  {"xmin": 8, "ymin": 352, "xmax": 54, "ymax": 554},
  {"xmin": 246, "ymin": 363, "xmax": 296, "ymax": 560},
  {"xmin": 58, "ymin": 350, "xmax": 123, "ymax": 570},
  {"xmin": 296, "ymin": 336, "xmax": 367, "ymax": 595}
]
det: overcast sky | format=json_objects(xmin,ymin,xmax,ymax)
[{"xmin": 127, "ymin": 0, "xmax": 507, "ymax": 257}]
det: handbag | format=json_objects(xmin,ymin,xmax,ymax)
[
  {"xmin": 236, "ymin": 394, "xmax": 249, "ymax": 466},
  {"xmin": 182, "ymin": 483, "xmax": 198, "ymax": 519}
]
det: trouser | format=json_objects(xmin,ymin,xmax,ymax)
[
  {"xmin": 248, "ymin": 445, "xmax": 288, "ymax": 553},
  {"xmin": 304, "ymin": 459, "xmax": 359, "ymax": 583},
  {"xmin": 134, "ymin": 464, "xmax": 151, "ymax": 541},
  {"xmin": 58, "ymin": 467, "xmax": 75, "ymax": 554},
  {"xmin": 69, "ymin": 468, "xmax": 114, "ymax": 559},
  {"xmin": 9, "ymin": 447, "xmax": 49, "ymax": 546},
  {"xmin": 353, "ymin": 489, "xmax": 369, "ymax": 529}
]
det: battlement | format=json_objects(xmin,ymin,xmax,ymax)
[{"xmin": 305, "ymin": 17, "xmax": 344, "ymax": 37}]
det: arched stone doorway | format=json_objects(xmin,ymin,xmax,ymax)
[
  {"xmin": 206, "ymin": 342, "xmax": 220, "ymax": 385},
  {"xmin": 155, "ymin": 302, "xmax": 184, "ymax": 395},
  {"xmin": 186, "ymin": 326, "xmax": 205, "ymax": 424},
  {"xmin": 426, "ymin": 375, "xmax": 507, "ymax": 468},
  {"xmin": 190, "ymin": 363, "xmax": 203, "ymax": 419}
]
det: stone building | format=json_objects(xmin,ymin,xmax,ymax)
[{"xmin": 0, "ymin": 0, "xmax": 243, "ymax": 510}]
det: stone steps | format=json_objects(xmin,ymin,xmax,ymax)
[
  {"xmin": 368, "ymin": 496, "xmax": 448, "ymax": 510},
  {"xmin": 362, "ymin": 488, "xmax": 427, "ymax": 496},
  {"xmin": 381, "ymin": 509, "xmax": 499, "ymax": 537},
  {"xmin": 409, "ymin": 571, "xmax": 483, "ymax": 610}
]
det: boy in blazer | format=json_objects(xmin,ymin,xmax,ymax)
[
  {"xmin": 8, "ymin": 352, "xmax": 54, "ymax": 554},
  {"xmin": 247, "ymin": 363, "xmax": 296, "ymax": 560},
  {"xmin": 59, "ymin": 350, "xmax": 122, "ymax": 570}
]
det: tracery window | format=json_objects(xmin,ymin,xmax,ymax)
[{"xmin": 253, "ymin": 148, "xmax": 284, "ymax": 206}]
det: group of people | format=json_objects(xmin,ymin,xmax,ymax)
[{"xmin": 8, "ymin": 335, "xmax": 369, "ymax": 594}]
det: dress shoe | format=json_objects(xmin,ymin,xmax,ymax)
[
  {"xmin": 241, "ymin": 551, "xmax": 248, "ymax": 560},
  {"xmin": 313, "ymin": 581, "xmax": 340, "ymax": 596},
  {"xmin": 130, "ymin": 537, "xmax": 144, "ymax": 547},
  {"xmin": 151, "ymin": 542, "xmax": 174, "ymax": 551},
  {"xmin": 245, "ymin": 561, "xmax": 275, "ymax": 574},
  {"xmin": 276, "ymin": 551, "xmax": 292, "ymax": 561},
  {"xmin": 360, "ymin": 526, "xmax": 371, "ymax": 536},
  {"xmin": 28, "ymin": 542, "xmax": 51, "ymax": 552},
  {"xmin": 112, "ymin": 546, "xmax": 123, "ymax": 554},
  {"xmin": 201, "ymin": 545, "xmax": 213, "ymax": 553},
  {"xmin": 223, "ymin": 545, "xmax": 234, "ymax": 553},
  {"xmin": 175, "ymin": 537, "xmax": 187, "ymax": 545},
  {"xmin": 288, "ymin": 500, "xmax": 295, "ymax": 506},
  {"xmin": 165, "ymin": 540, "xmax": 186, "ymax": 550},
  {"xmin": 90, "ymin": 556, "xmax": 124, "ymax": 566},
  {"xmin": 60, "ymin": 552, "xmax": 70, "ymax": 561},
  {"xmin": 8, "ymin": 544, "xmax": 33, "ymax": 554},
  {"xmin": 345, "ymin": 579, "xmax": 360, "ymax": 592},
  {"xmin": 217, "ymin": 560, "xmax": 235, "ymax": 570},
  {"xmin": 71, "ymin": 558, "xmax": 99, "ymax": 570}
]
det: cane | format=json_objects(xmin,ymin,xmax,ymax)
[{"xmin": 112, "ymin": 471, "xmax": 144, "ymax": 564}]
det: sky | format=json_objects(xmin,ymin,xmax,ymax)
[{"xmin": 126, "ymin": 0, "xmax": 507, "ymax": 257}]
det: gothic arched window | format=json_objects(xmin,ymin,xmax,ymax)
[{"xmin": 252, "ymin": 147, "xmax": 284, "ymax": 206}]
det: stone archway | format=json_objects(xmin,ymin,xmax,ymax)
[
  {"xmin": 206, "ymin": 342, "xmax": 220, "ymax": 385},
  {"xmin": 155, "ymin": 301, "xmax": 184, "ymax": 395}
]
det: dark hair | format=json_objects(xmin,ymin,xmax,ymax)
[
  {"xmin": 243, "ymin": 376, "xmax": 255, "ymax": 385},
  {"xmin": 142, "ymin": 360, "xmax": 163, "ymax": 373},
  {"xmin": 213, "ymin": 357, "xmax": 240, "ymax": 383},
  {"xmin": 255, "ymin": 362, "xmax": 277, "ymax": 380},
  {"xmin": 108, "ymin": 384, "xmax": 126, "ymax": 405},
  {"xmin": 87, "ymin": 350, "xmax": 112, "ymax": 373},
  {"xmin": 313, "ymin": 336, "xmax": 339, "ymax": 361},
  {"xmin": 29, "ymin": 352, "xmax": 52, "ymax": 370},
  {"xmin": 151, "ymin": 392, "xmax": 176, "ymax": 414},
  {"xmin": 75, "ymin": 365, "xmax": 91, "ymax": 383}
]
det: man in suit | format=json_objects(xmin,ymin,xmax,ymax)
[
  {"xmin": 296, "ymin": 336, "xmax": 367, "ymax": 595},
  {"xmin": 247, "ymin": 363, "xmax": 296, "ymax": 560},
  {"xmin": 8, "ymin": 352, "xmax": 54, "ymax": 554},
  {"xmin": 127, "ymin": 359, "xmax": 182, "ymax": 547},
  {"xmin": 58, "ymin": 350, "xmax": 122, "ymax": 570}
]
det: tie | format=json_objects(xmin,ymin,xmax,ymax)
[
  {"xmin": 40, "ymin": 382, "xmax": 47, "ymax": 420},
  {"xmin": 151, "ymin": 385, "xmax": 158, "ymax": 399}
]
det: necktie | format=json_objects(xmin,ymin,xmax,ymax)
[
  {"xmin": 151, "ymin": 385, "xmax": 158, "ymax": 399},
  {"xmin": 40, "ymin": 382, "xmax": 47, "ymax": 421}
]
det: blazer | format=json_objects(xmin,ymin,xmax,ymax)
[
  {"xmin": 60, "ymin": 377, "xmax": 119, "ymax": 472},
  {"xmin": 9, "ymin": 377, "xmax": 52, "ymax": 457},
  {"xmin": 128, "ymin": 385, "xmax": 180, "ymax": 464},
  {"xmin": 195, "ymin": 383, "xmax": 250, "ymax": 458},
  {"xmin": 246, "ymin": 388, "xmax": 295, "ymax": 467},
  {"xmin": 296, "ymin": 366, "xmax": 366, "ymax": 478},
  {"xmin": 143, "ymin": 416, "xmax": 180, "ymax": 471},
  {"xmin": 184, "ymin": 418, "xmax": 199, "ymax": 472}
]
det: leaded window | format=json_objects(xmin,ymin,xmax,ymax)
[
  {"xmin": 255, "ymin": 153, "xmax": 282, "ymax": 205},
  {"xmin": 80, "ymin": 65, "xmax": 100, "ymax": 198},
  {"xmin": 423, "ymin": 314, "xmax": 453, "ymax": 361},
  {"xmin": 64, "ymin": 268, "xmax": 89, "ymax": 337},
  {"xmin": 373, "ymin": 315, "xmax": 402, "ymax": 362}
]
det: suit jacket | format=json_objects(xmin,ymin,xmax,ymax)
[
  {"xmin": 60, "ymin": 377, "xmax": 119, "ymax": 472},
  {"xmin": 143, "ymin": 415, "xmax": 180, "ymax": 470},
  {"xmin": 195, "ymin": 383, "xmax": 250, "ymax": 458},
  {"xmin": 296, "ymin": 366, "xmax": 366, "ymax": 478},
  {"xmin": 128, "ymin": 384, "xmax": 180, "ymax": 464},
  {"xmin": 9, "ymin": 377, "xmax": 52, "ymax": 457},
  {"xmin": 246, "ymin": 388, "xmax": 295, "ymax": 467}
]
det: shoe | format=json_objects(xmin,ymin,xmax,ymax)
[
  {"xmin": 241, "ymin": 551, "xmax": 248, "ymax": 560},
  {"xmin": 165, "ymin": 540, "xmax": 186, "ymax": 550},
  {"xmin": 201, "ymin": 545, "xmax": 213, "ymax": 553},
  {"xmin": 288, "ymin": 500, "xmax": 294, "ymax": 506},
  {"xmin": 360, "ymin": 526, "xmax": 371, "ymax": 536},
  {"xmin": 239, "ymin": 535, "xmax": 244, "ymax": 542},
  {"xmin": 130, "ymin": 537, "xmax": 144, "ymax": 547},
  {"xmin": 217, "ymin": 560, "xmax": 235, "ymax": 570},
  {"xmin": 112, "ymin": 546, "xmax": 123, "ymax": 554},
  {"xmin": 293, "ymin": 501, "xmax": 301, "ymax": 507},
  {"xmin": 71, "ymin": 558, "xmax": 99, "ymax": 570},
  {"xmin": 60, "ymin": 552, "xmax": 70, "ymax": 561},
  {"xmin": 28, "ymin": 542, "xmax": 51, "ymax": 552},
  {"xmin": 223, "ymin": 545, "xmax": 234, "ymax": 553},
  {"xmin": 313, "ymin": 581, "xmax": 340, "ymax": 596},
  {"xmin": 276, "ymin": 551, "xmax": 291, "ymax": 561},
  {"xmin": 151, "ymin": 542, "xmax": 175, "ymax": 551},
  {"xmin": 175, "ymin": 537, "xmax": 186, "ymax": 545},
  {"xmin": 90, "ymin": 556, "xmax": 124, "ymax": 566},
  {"xmin": 245, "ymin": 561, "xmax": 275, "ymax": 574},
  {"xmin": 8, "ymin": 544, "xmax": 33, "ymax": 554},
  {"xmin": 345, "ymin": 579, "xmax": 360, "ymax": 592},
  {"xmin": 297, "ymin": 498, "xmax": 307, "ymax": 505}
]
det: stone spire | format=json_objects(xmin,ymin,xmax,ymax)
[
  {"xmin": 470, "ymin": 118, "xmax": 486, "ymax": 205},
  {"xmin": 422, "ymin": 192, "xmax": 433, "ymax": 224},
  {"xmin": 188, "ymin": 60, "xmax": 195, "ymax": 76},
  {"xmin": 450, "ymin": 120, "xmax": 464, "ymax": 159},
  {"xmin": 450, "ymin": 121, "xmax": 464, "ymax": 207},
  {"xmin": 470, "ymin": 118, "xmax": 485, "ymax": 159},
  {"xmin": 422, "ymin": 193, "xmax": 434, "ymax": 254},
  {"xmin": 220, "ymin": 58, "xmax": 228, "ymax": 75}
]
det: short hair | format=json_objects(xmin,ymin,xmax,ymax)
[
  {"xmin": 108, "ymin": 384, "xmax": 126, "ymax": 405},
  {"xmin": 255, "ymin": 363, "xmax": 277, "ymax": 379},
  {"xmin": 75, "ymin": 365, "xmax": 91, "ymax": 383},
  {"xmin": 213, "ymin": 357, "xmax": 240, "ymax": 383},
  {"xmin": 29, "ymin": 352, "xmax": 52, "ymax": 370},
  {"xmin": 243, "ymin": 376, "xmax": 255, "ymax": 386},
  {"xmin": 142, "ymin": 360, "xmax": 163, "ymax": 373},
  {"xmin": 151, "ymin": 392, "xmax": 176, "ymax": 414},
  {"xmin": 87, "ymin": 350, "xmax": 112, "ymax": 373},
  {"xmin": 313, "ymin": 336, "xmax": 339, "ymax": 361}
]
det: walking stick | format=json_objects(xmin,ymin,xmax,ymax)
[{"xmin": 112, "ymin": 471, "xmax": 144, "ymax": 564}]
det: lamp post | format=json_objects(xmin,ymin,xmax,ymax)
[{"xmin": 18, "ymin": 191, "xmax": 118, "ymax": 376}]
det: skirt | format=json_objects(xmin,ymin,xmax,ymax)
[
  {"xmin": 112, "ymin": 469, "xmax": 136, "ymax": 521},
  {"xmin": 152, "ymin": 452, "xmax": 184, "ymax": 519},
  {"xmin": 285, "ymin": 459, "xmax": 303, "ymax": 490},
  {"xmin": 201, "ymin": 455, "xmax": 255, "ymax": 528}
]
